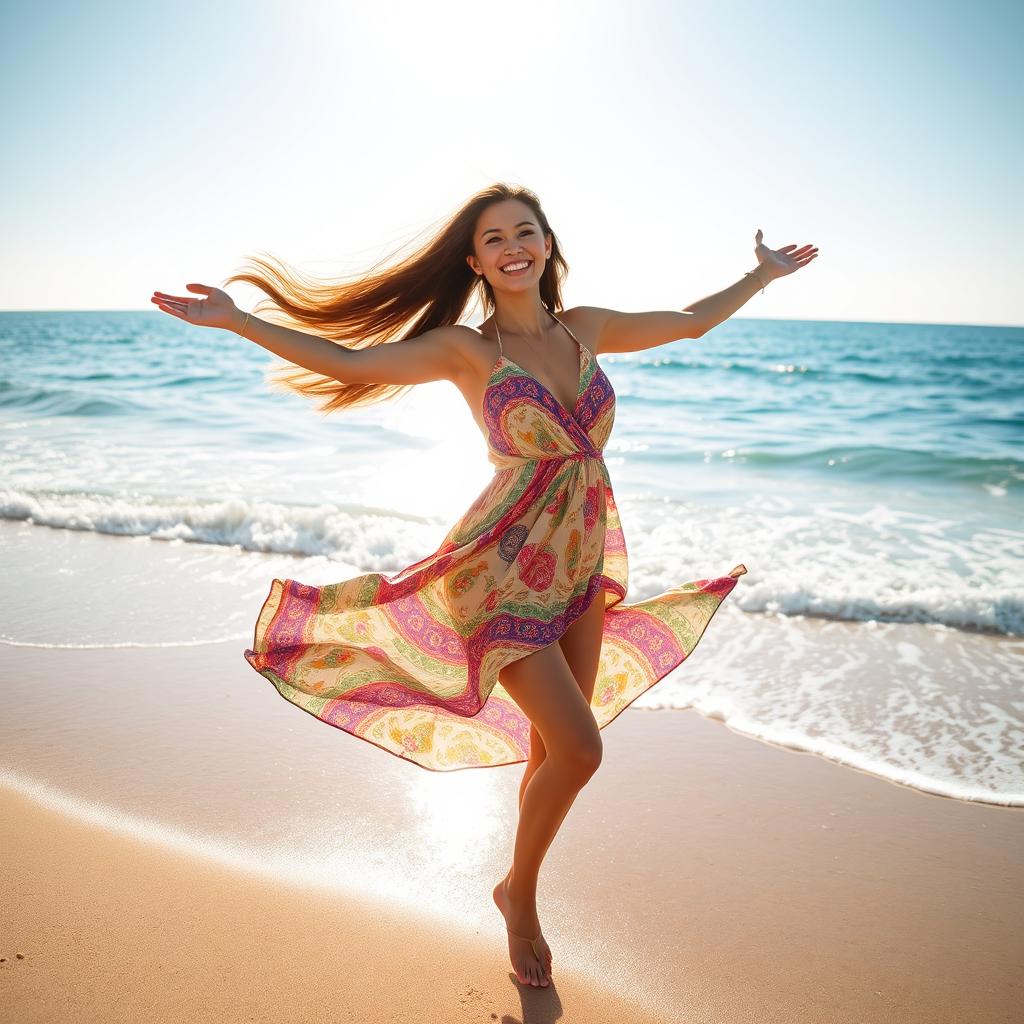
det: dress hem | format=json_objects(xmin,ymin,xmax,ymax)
[{"xmin": 241, "ymin": 564, "xmax": 747, "ymax": 773}]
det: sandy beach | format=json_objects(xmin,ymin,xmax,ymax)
[{"xmin": 4, "ymin": 692, "xmax": 1022, "ymax": 1023}]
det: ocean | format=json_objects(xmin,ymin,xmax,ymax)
[{"xmin": 1, "ymin": 310, "xmax": 1022, "ymax": 812}]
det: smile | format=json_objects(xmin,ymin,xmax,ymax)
[{"xmin": 500, "ymin": 261, "xmax": 533, "ymax": 275}]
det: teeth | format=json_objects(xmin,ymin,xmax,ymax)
[{"xmin": 502, "ymin": 261, "xmax": 531, "ymax": 272}]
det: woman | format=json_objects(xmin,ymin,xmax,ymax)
[{"xmin": 151, "ymin": 182, "xmax": 816, "ymax": 989}]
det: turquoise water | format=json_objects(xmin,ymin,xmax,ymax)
[{"xmin": 2, "ymin": 310, "xmax": 1021, "ymax": 635}]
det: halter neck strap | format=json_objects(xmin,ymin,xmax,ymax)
[{"xmin": 493, "ymin": 307, "xmax": 573, "ymax": 358}]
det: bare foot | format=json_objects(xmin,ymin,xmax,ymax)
[{"xmin": 492, "ymin": 873, "xmax": 552, "ymax": 987}]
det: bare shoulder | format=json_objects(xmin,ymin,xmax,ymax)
[
  {"xmin": 559, "ymin": 306, "xmax": 611, "ymax": 356},
  {"xmin": 450, "ymin": 322, "xmax": 499, "ymax": 377},
  {"xmin": 417, "ymin": 322, "xmax": 503, "ymax": 390}
]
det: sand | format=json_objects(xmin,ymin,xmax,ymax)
[{"xmin": 4, "ymin": 706, "xmax": 1022, "ymax": 1023}]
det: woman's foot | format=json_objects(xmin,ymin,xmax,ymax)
[{"xmin": 492, "ymin": 873, "xmax": 552, "ymax": 987}]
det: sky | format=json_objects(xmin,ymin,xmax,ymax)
[{"xmin": 1, "ymin": 0, "xmax": 1021, "ymax": 326}]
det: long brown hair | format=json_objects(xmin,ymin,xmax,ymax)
[{"xmin": 222, "ymin": 183, "xmax": 569, "ymax": 415}]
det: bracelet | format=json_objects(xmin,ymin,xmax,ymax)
[
  {"xmin": 238, "ymin": 311, "xmax": 251, "ymax": 337},
  {"xmin": 744, "ymin": 269, "xmax": 767, "ymax": 294}
]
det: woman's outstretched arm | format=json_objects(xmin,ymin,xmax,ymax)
[
  {"xmin": 151, "ymin": 283, "xmax": 469, "ymax": 386},
  {"xmin": 580, "ymin": 229, "xmax": 818, "ymax": 355},
  {"xmin": 230, "ymin": 308, "xmax": 468, "ymax": 386}
]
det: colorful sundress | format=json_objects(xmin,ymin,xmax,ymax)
[{"xmin": 243, "ymin": 309, "xmax": 747, "ymax": 771}]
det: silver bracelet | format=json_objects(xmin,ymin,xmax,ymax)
[{"xmin": 744, "ymin": 269, "xmax": 767, "ymax": 294}]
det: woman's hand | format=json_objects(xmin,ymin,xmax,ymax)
[
  {"xmin": 150, "ymin": 283, "xmax": 240, "ymax": 332},
  {"xmin": 752, "ymin": 229, "xmax": 818, "ymax": 283}
]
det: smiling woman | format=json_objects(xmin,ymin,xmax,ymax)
[{"xmin": 149, "ymin": 179, "xmax": 802, "ymax": 989}]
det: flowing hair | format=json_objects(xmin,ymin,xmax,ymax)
[{"xmin": 221, "ymin": 183, "xmax": 569, "ymax": 415}]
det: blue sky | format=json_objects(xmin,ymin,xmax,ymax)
[{"xmin": 1, "ymin": 0, "xmax": 1021, "ymax": 326}]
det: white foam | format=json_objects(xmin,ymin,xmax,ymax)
[
  {"xmin": 0, "ymin": 486, "xmax": 447, "ymax": 571},
  {"xmin": 0, "ymin": 635, "xmax": 250, "ymax": 649},
  {"xmin": 4, "ymin": 483, "xmax": 1023, "ymax": 636}
]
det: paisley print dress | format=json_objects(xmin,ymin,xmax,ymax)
[{"xmin": 243, "ymin": 309, "xmax": 747, "ymax": 771}]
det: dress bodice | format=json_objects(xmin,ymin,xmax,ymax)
[{"xmin": 481, "ymin": 311, "xmax": 616, "ymax": 471}]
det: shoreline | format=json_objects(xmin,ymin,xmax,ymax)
[{"xmin": 2, "ymin": 514, "xmax": 1020, "ymax": 806}]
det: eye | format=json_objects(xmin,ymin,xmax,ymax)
[{"xmin": 487, "ymin": 231, "xmax": 534, "ymax": 243}]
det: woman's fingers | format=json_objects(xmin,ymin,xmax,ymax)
[
  {"xmin": 152, "ymin": 291, "xmax": 193, "ymax": 303},
  {"xmin": 152, "ymin": 301, "xmax": 188, "ymax": 321},
  {"xmin": 150, "ymin": 295, "xmax": 190, "ymax": 311}
]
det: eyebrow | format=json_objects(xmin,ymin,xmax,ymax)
[{"xmin": 480, "ymin": 220, "xmax": 534, "ymax": 238}]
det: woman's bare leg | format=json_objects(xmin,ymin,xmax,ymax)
[
  {"xmin": 493, "ymin": 622, "xmax": 605, "ymax": 986},
  {"xmin": 516, "ymin": 591, "xmax": 604, "ymax": 811},
  {"xmin": 517, "ymin": 723, "xmax": 546, "ymax": 811}
]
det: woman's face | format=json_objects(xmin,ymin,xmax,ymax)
[{"xmin": 468, "ymin": 199, "xmax": 551, "ymax": 291}]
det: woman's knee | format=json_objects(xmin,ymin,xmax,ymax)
[
  {"xmin": 528, "ymin": 722, "xmax": 601, "ymax": 780},
  {"xmin": 580, "ymin": 732, "xmax": 604, "ymax": 776},
  {"xmin": 555, "ymin": 730, "xmax": 603, "ymax": 780},
  {"xmin": 500, "ymin": 641, "xmax": 604, "ymax": 777}
]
